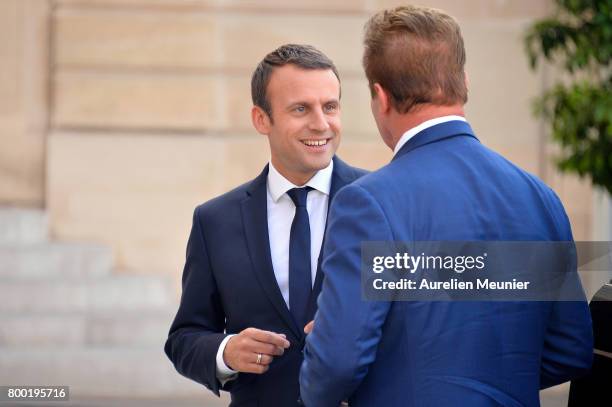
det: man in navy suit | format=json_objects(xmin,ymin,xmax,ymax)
[
  {"xmin": 164, "ymin": 44, "xmax": 366, "ymax": 406},
  {"xmin": 300, "ymin": 6, "xmax": 593, "ymax": 406}
]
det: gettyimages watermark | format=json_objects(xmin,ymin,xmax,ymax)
[{"xmin": 361, "ymin": 241, "xmax": 612, "ymax": 301}]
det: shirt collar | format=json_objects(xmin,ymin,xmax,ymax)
[
  {"xmin": 267, "ymin": 159, "xmax": 334, "ymax": 202},
  {"xmin": 393, "ymin": 115, "xmax": 467, "ymax": 156}
]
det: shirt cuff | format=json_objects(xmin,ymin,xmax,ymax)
[{"xmin": 216, "ymin": 334, "xmax": 238, "ymax": 382}]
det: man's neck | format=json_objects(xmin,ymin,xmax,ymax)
[
  {"xmin": 269, "ymin": 159, "xmax": 316, "ymax": 187},
  {"xmin": 389, "ymin": 104, "xmax": 465, "ymax": 149}
]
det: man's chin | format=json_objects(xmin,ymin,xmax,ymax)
[{"xmin": 303, "ymin": 156, "xmax": 334, "ymax": 172}]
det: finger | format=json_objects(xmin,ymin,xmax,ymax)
[
  {"xmin": 240, "ymin": 337, "xmax": 282, "ymax": 356},
  {"xmin": 248, "ymin": 329, "xmax": 290, "ymax": 349},
  {"xmin": 252, "ymin": 353, "xmax": 274, "ymax": 366},
  {"xmin": 248, "ymin": 340, "xmax": 285, "ymax": 356},
  {"xmin": 304, "ymin": 320, "xmax": 314, "ymax": 334},
  {"xmin": 246, "ymin": 329, "xmax": 290, "ymax": 349}
]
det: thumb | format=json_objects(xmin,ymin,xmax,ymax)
[{"xmin": 304, "ymin": 320, "xmax": 314, "ymax": 334}]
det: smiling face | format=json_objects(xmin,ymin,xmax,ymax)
[{"xmin": 252, "ymin": 64, "xmax": 341, "ymax": 186}]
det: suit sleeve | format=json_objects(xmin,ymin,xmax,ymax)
[
  {"xmin": 540, "ymin": 197, "xmax": 593, "ymax": 389},
  {"xmin": 300, "ymin": 183, "xmax": 393, "ymax": 406},
  {"xmin": 164, "ymin": 206, "xmax": 228, "ymax": 396}
]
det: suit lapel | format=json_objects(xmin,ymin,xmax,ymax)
[{"xmin": 241, "ymin": 165, "xmax": 302, "ymax": 339}]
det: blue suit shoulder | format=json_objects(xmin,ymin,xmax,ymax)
[
  {"xmin": 349, "ymin": 135, "xmax": 564, "ymax": 206},
  {"xmin": 195, "ymin": 180, "xmax": 250, "ymax": 217},
  {"xmin": 333, "ymin": 156, "xmax": 369, "ymax": 182},
  {"xmin": 189, "ymin": 178, "xmax": 257, "ymax": 239},
  {"xmin": 477, "ymin": 142, "xmax": 571, "ymax": 229},
  {"xmin": 345, "ymin": 163, "xmax": 368, "ymax": 179},
  {"xmin": 481, "ymin": 142, "xmax": 561, "ymax": 199}
]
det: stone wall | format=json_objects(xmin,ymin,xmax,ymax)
[
  {"xmin": 0, "ymin": 0, "xmax": 595, "ymax": 275},
  {"xmin": 0, "ymin": 0, "xmax": 49, "ymax": 206}
]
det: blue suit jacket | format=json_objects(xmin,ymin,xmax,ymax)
[
  {"xmin": 164, "ymin": 156, "xmax": 366, "ymax": 407},
  {"xmin": 300, "ymin": 121, "xmax": 593, "ymax": 407}
]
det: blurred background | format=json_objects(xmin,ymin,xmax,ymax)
[{"xmin": 0, "ymin": 0, "xmax": 610, "ymax": 405}]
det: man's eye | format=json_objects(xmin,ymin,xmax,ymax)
[
  {"xmin": 294, "ymin": 106, "xmax": 306, "ymax": 113},
  {"xmin": 324, "ymin": 104, "xmax": 338, "ymax": 113}
]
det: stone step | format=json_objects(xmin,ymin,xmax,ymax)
[
  {"xmin": 0, "ymin": 207, "xmax": 48, "ymax": 245},
  {"xmin": 0, "ymin": 307, "xmax": 178, "ymax": 347},
  {"xmin": 0, "ymin": 347, "xmax": 228, "ymax": 399},
  {"xmin": 0, "ymin": 242, "xmax": 113, "ymax": 279},
  {"xmin": 0, "ymin": 274, "xmax": 175, "ymax": 313}
]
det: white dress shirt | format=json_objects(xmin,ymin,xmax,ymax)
[
  {"xmin": 393, "ymin": 115, "xmax": 467, "ymax": 156},
  {"xmin": 215, "ymin": 160, "xmax": 334, "ymax": 381}
]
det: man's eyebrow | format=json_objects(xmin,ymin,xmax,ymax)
[{"xmin": 285, "ymin": 98, "xmax": 339, "ymax": 110}]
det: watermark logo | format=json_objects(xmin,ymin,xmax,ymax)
[{"xmin": 361, "ymin": 241, "xmax": 611, "ymax": 301}]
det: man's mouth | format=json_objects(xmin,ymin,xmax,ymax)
[{"xmin": 301, "ymin": 139, "xmax": 329, "ymax": 147}]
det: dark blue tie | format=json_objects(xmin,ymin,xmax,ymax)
[{"xmin": 287, "ymin": 187, "xmax": 313, "ymax": 329}]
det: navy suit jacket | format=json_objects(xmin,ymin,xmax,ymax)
[
  {"xmin": 165, "ymin": 156, "xmax": 366, "ymax": 407},
  {"xmin": 300, "ymin": 121, "xmax": 593, "ymax": 407}
]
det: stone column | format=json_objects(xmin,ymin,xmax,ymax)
[{"xmin": 0, "ymin": 0, "xmax": 50, "ymax": 206}]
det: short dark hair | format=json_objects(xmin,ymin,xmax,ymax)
[
  {"xmin": 363, "ymin": 6, "xmax": 468, "ymax": 113},
  {"xmin": 251, "ymin": 44, "xmax": 340, "ymax": 120}
]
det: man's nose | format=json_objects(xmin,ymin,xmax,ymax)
[{"xmin": 308, "ymin": 108, "xmax": 330, "ymax": 132}]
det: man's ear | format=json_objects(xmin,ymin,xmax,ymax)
[
  {"xmin": 373, "ymin": 83, "xmax": 391, "ymax": 114},
  {"xmin": 251, "ymin": 105, "xmax": 272, "ymax": 135}
]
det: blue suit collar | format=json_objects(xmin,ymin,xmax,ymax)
[{"xmin": 393, "ymin": 120, "xmax": 478, "ymax": 161}]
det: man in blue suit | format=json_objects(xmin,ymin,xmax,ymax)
[
  {"xmin": 164, "ymin": 44, "xmax": 366, "ymax": 406},
  {"xmin": 300, "ymin": 6, "xmax": 593, "ymax": 407}
]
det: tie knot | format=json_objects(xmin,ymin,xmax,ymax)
[{"xmin": 287, "ymin": 187, "xmax": 312, "ymax": 208}]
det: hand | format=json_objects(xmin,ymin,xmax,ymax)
[
  {"xmin": 304, "ymin": 320, "xmax": 314, "ymax": 334},
  {"xmin": 223, "ymin": 328, "xmax": 290, "ymax": 374}
]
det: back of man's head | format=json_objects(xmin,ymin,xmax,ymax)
[
  {"xmin": 363, "ymin": 6, "xmax": 468, "ymax": 113},
  {"xmin": 251, "ymin": 44, "xmax": 340, "ymax": 120}
]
